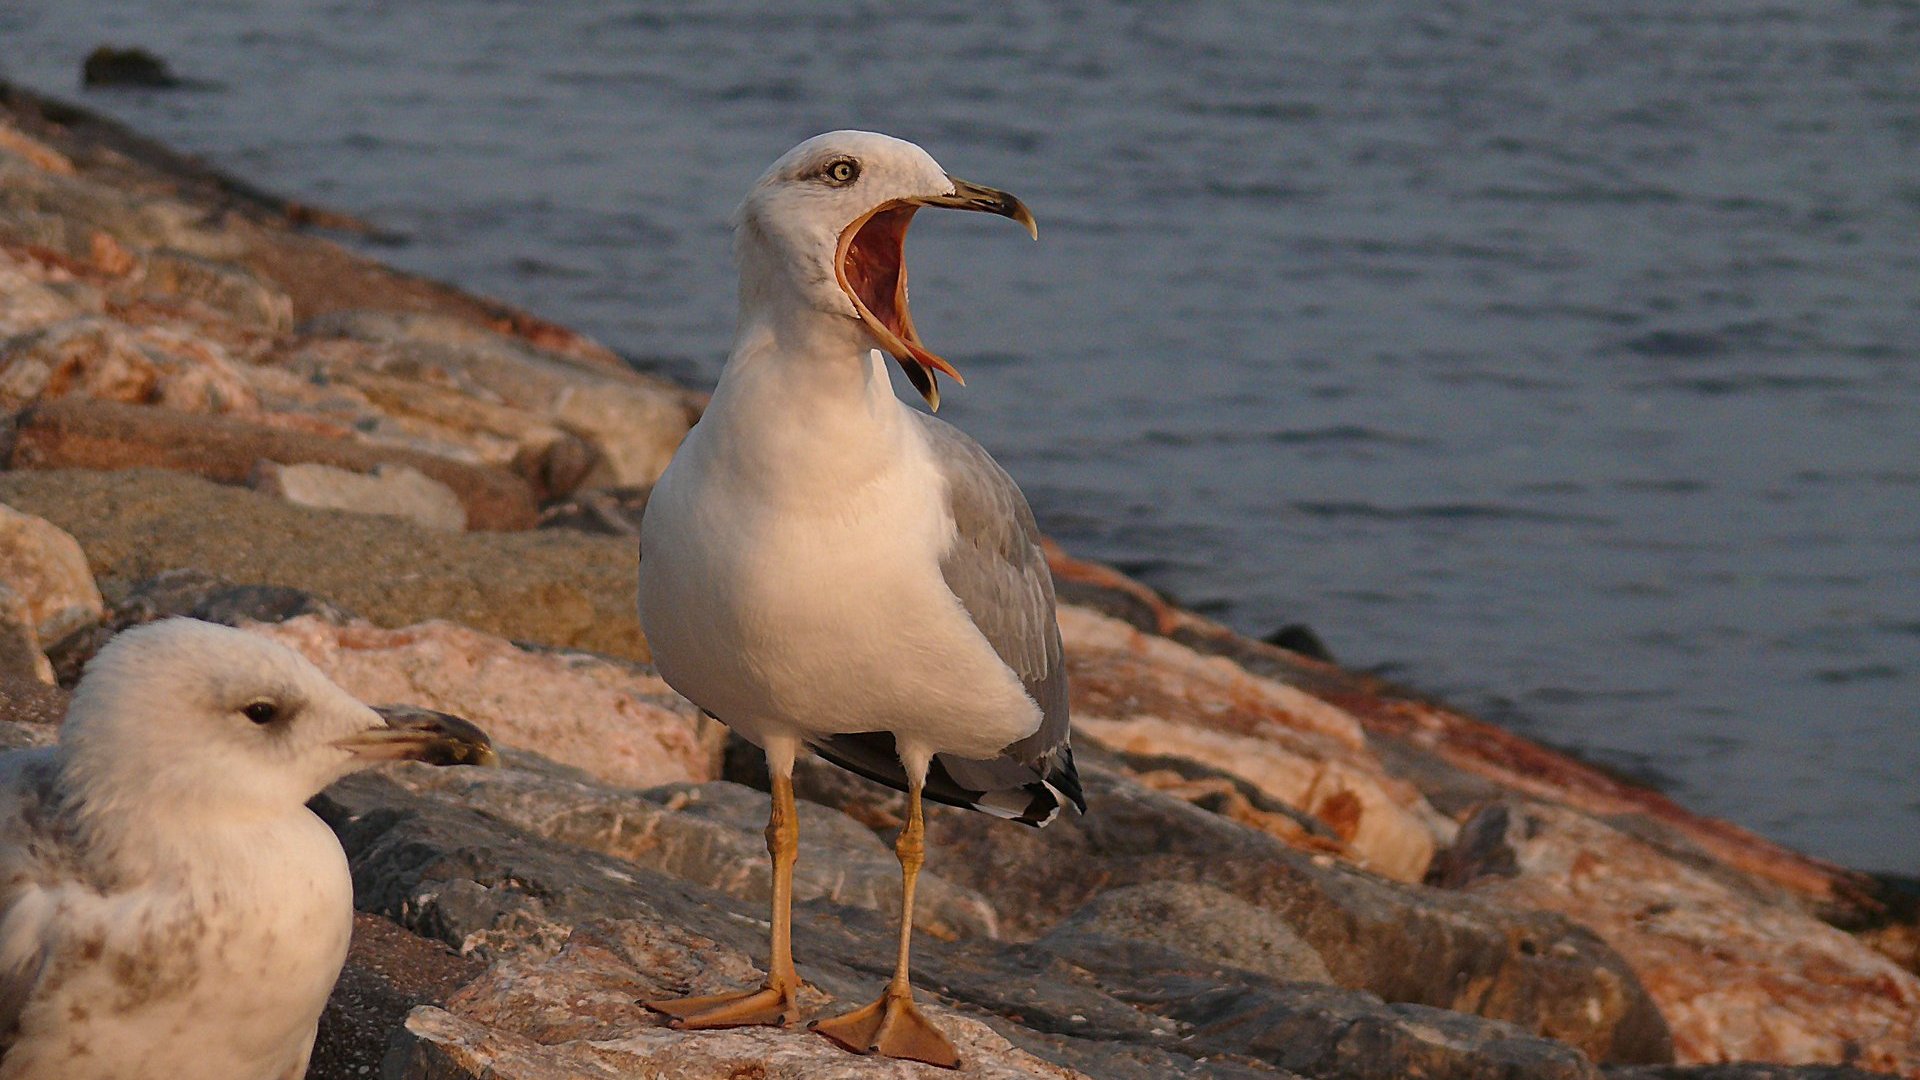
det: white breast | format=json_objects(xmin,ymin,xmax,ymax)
[{"xmin": 638, "ymin": 351, "xmax": 1040, "ymax": 759}]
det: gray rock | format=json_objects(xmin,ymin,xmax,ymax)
[
  {"xmin": 310, "ymin": 912, "xmax": 483, "ymax": 1080},
  {"xmin": 925, "ymin": 767, "xmax": 1674, "ymax": 1066},
  {"xmin": 311, "ymin": 770, "xmax": 1645, "ymax": 1080},
  {"xmin": 1043, "ymin": 881, "xmax": 1332, "ymax": 985},
  {"xmin": 1430, "ymin": 799, "xmax": 1524, "ymax": 888},
  {"xmin": 371, "ymin": 761, "xmax": 999, "ymax": 942}
]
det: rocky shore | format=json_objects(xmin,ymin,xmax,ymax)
[{"xmin": 0, "ymin": 81, "xmax": 1914, "ymax": 1079}]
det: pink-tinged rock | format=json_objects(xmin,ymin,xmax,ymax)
[
  {"xmin": 1058, "ymin": 605, "xmax": 1442, "ymax": 882},
  {"xmin": 1050, "ymin": 546, "xmax": 1885, "ymax": 920},
  {"xmin": 1458, "ymin": 799, "xmax": 1920, "ymax": 1076},
  {"xmin": 0, "ymin": 251, "xmax": 90, "ymax": 338},
  {"xmin": 119, "ymin": 320, "xmax": 261, "ymax": 413},
  {"xmin": 5, "ymin": 397, "xmax": 541, "ymax": 530},
  {"xmin": 392, "ymin": 928, "xmax": 1091, "ymax": 1080},
  {"xmin": 0, "ymin": 315, "xmax": 161, "ymax": 410},
  {"xmin": 251, "ymin": 617, "xmax": 723, "ymax": 789},
  {"xmin": 297, "ymin": 311, "xmax": 697, "ymax": 489},
  {"xmin": 0, "ymin": 120, "xmax": 76, "ymax": 175},
  {"xmin": 0, "ymin": 502, "xmax": 103, "ymax": 647}
]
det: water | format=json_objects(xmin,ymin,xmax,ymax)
[{"xmin": 3, "ymin": 1, "xmax": 1916, "ymax": 873}]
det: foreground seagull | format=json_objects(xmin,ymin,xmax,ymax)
[
  {"xmin": 0, "ymin": 618, "xmax": 496, "ymax": 1079},
  {"xmin": 637, "ymin": 130, "xmax": 1084, "ymax": 1066}
]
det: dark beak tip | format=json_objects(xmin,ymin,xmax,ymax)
[{"xmin": 370, "ymin": 704, "xmax": 500, "ymax": 768}]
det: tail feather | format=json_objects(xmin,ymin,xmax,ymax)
[{"xmin": 809, "ymin": 731, "xmax": 1082, "ymax": 828}]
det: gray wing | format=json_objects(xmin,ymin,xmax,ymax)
[{"xmin": 811, "ymin": 412, "xmax": 1083, "ymax": 824}]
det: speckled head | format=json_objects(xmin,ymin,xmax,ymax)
[{"xmin": 60, "ymin": 618, "xmax": 495, "ymax": 812}]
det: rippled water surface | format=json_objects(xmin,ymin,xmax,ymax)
[{"xmin": 4, "ymin": 1, "xmax": 1916, "ymax": 871}]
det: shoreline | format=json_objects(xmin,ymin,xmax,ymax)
[{"xmin": 2, "ymin": 80, "xmax": 1916, "ymax": 1078}]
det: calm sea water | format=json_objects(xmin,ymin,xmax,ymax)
[{"xmin": 3, "ymin": 1, "xmax": 1916, "ymax": 873}]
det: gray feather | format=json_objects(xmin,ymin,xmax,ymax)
[
  {"xmin": 810, "ymin": 413, "xmax": 1084, "ymax": 822},
  {"xmin": 907, "ymin": 412, "xmax": 1080, "ymax": 812}
]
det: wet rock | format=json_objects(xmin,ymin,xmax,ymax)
[
  {"xmin": 253, "ymin": 460, "xmax": 467, "ymax": 532},
  {"xmin": 81, "ymin": 46, "xmax": 185, "ymax": 89},
  {"xmin": 7, "ymin": 398, "xmax": 539, "ymax": 530},
  {"xmin": 1042, "ymin": 881, "xmax": 1331, "ymax": 985},
  {"xmin": 0, "ymin": 469, "xmax": 642, "ymax": 658},
  {"xmin": 1429, "ymin": 799, "xmax": 1524, "ymax": 888},
  {"xmin": 1458, "ymin": 799, "xmax": 1920, "ymax": 1074},
  {"xmin": 252, "ymin": 616, "xmax": 718, "ymax": 788},
  {"xmin": 0, "ymin": 502, "xmax": 103, "ymax": 649},
  {"xmin": 1263, "ymin": 623, "xmax": 1335, "ymax": 663},
  {"xmin": 309, "ymin": 912, "xmax": 484, "ymax": 1080}
]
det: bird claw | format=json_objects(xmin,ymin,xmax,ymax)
[
  {"xmin": 811, "ymin": 989, "xmax": 960, "ymax": 1068},
  {"xmin": 642, "ymin": 981, "xmax": 804, "ymax": 1029}
]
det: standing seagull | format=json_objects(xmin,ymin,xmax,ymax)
[
  {"xmin": 0, "ymin": 618, "xmax": 496, "ymax": 1079},
  {"xmin": 637, "ymin": 130, "xmax": 1082, "ymax": 1067}
]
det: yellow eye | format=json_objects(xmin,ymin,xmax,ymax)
[{"xmin": 825, "ymin": 159, "xmax": 858, "ymax": 184}]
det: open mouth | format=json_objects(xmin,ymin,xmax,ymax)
[
  {"xmin": 833, "ymin": 177, "xmax": 1034, "ymax": 411},
  {"xmin": 835, "ymin": 200, "xmax": 962, "ymax": 410}
]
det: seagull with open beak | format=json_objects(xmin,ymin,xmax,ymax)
[{"xmin": 638, "ymin": 130, "xmax": 1082, "ymax": 1068}]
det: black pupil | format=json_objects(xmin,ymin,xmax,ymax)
[
  {"xmin": 244, "ymin": 702, "xmax": 278, "ymax": 725},
  {"xmin": 832, "ymin": 162, "xmax": 853, "ymax": 180}
]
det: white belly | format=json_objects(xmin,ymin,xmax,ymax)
[{"xmin": 638, "ymin": 422, "xmax": 1040, "ymax": 760}]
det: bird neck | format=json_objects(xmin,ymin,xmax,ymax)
[
  {"xmin": 54, "ymin": 748, "xmax": 297, "ymax": 887},
  {"xmin": 703, "ymin": 243, "xmax": 918, "ymax": 496}
]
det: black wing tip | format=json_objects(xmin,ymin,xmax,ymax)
[{"xmin": 809, "ymin": 732, "xmax": 1086, "ymax": 828}]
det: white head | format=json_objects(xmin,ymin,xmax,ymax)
[
  {"xmin": 59, "ymin": 618, "xmax": 494, "ymax": 817},
  {"xmin": 734, "ymin": 130, "xmax": 1037, "ymax": 409}
]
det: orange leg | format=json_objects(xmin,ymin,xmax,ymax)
[
  {"xmin": 811, "ymin": 774, "xmax": 960, "ymax": 1068},
  {"xmin": 644, "ymin": 765, "xmax": 803, "ymax": 1028}
]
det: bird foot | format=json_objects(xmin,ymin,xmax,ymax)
[
  {"xmin": 643, "ymin": 979, "xmax": 804, "ymax": 1029},
  {"xmin": 811, "ymin": 988, "xmax": 960, "ymax": 1068}
]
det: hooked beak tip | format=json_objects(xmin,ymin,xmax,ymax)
[{"xmin": 347, "ymin": 705, "xmax": 501, "ymax": 768}]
